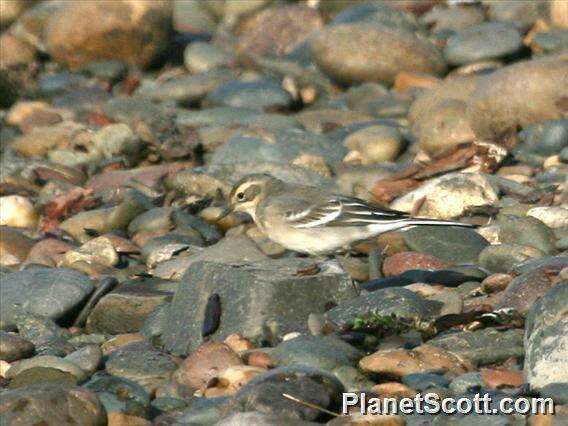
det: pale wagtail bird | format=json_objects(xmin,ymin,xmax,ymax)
[{"xmin": 219, "ymin": 174, "xmax": 473, "ymax": 255}]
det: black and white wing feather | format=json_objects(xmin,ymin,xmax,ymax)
[{"xmin": 285, "ymin": 196, "xmax": 410, "ymax": 229}]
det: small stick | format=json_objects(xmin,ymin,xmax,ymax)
[{"xmin": 282, "ymin": 393, "xmax": 340, "ymax": 417}]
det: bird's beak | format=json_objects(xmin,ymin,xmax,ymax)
[{"xmin": 217, "ymin": 205, "xmax": 234, "ymax": 221}]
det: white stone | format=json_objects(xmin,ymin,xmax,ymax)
[
  {"xmin": 0, "ymin": 195, "xmax": 38, "ymax": 228},
  {"xmin": 390, "ymin": 172, "xmax": 499, "ymax": 219},
  {"xmin": 527, "ymin": 206, "xmax": 568, "ymax": 229}
]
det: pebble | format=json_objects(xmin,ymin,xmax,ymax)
[
  {"xmin": 0, "ymin": 384, "xmax": 106, "ymax": 424},
  {"xmin": 478, "ymin": 243, "xmax": 545, "ymax": 273},
  {"xmin": 0, "ymin": 331, "xmax": 35, "ymax": 362},
  {"xmin": 172, "ymin": 342, "xmax": 242, "ymax": 390},
  {"xmin": 498, "ymin": 214, "xmax": 557, "ymax": 255},
  {"xmin": 310, "ymin": 23, "xmax": 446, "ymax": 85},
  {"xmin": 444, "ymin": 22, "xmax": 523, "ymax": 66},
  {"xmin": 403, "ymin": 225, "xmax": 489, "ymax": 264},
  {"xmin": 205, "ymin": 78, "xmax": 293, "ymax": 111},
  {"xmin": 343, "ymin": 125, "xmax": 403, "ymax": 164},
  {"xmin": 527, "ymin": 206, "xmax": 568, "ymax": 229},
  {"xmin": 270, "ymin": 335, "xmax": 361, "ymax": 372},
  {"xmin": 105, "ymin": 341, "xmax": 177, "ymax": 394},
  {"xmin": 467, "ymin": 57, "xmax": 568, "ymax": 139},
  {"xmin": 184, "ymin": 42, "xmax": 235, "ymax": 74},
  {"xmin": 0, "ymin": 195, "xmax": 38, "ymax": 228},
  {"xmin": 383, "ymin": 251, "xmax": 448, "ymax": 277},
  {"xmin": 390, "ymin": 172, "xmax": 498, "ymax": 220},
  {"xmin": 5, "ymin": 354, "xmax": 89, "ymax": 384},
  {"xmin": 359, "ymin": 344, "xmax": 472, "ymax": 377},
  {"xmin": 0, "ymin": 227, "xmax": 34, "ymax": 266},
  {"xmin": 44, "ymin": 1, "xmax": 170, "ymax": 68}
]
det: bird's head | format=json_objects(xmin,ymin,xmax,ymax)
[{"xmin": 219, "ymin": 174, "xmax": 280, "ymax": 220}]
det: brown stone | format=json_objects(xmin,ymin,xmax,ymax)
[
  {"xmin": 394, "ymin": 71, "xmax": 440, "ymax": 93},
  {"xmin": 0, "ymin": 33, "xmax": 36, "ymax": 69},
  {"xmin": 173, "ymin": 342, "xmax": 243, "ymax": 390},
  {"xmin": 481, "ymin": 368, "xmax": 524, "ymax": 389},
  {"xmin": 204, "ymin": 365, "xmax": 266, "ymax": 397},
  {"xmin": 359, "ymin": 344, "xmax": 472, "ymax": 378},
  {"xmin": 371, "ymin": 382, "xmax": 417, "ymax": 400},
  {"xmin": 328, "ymin": 413, "xmax": 406, "ymax": 426},
  {"xmin": 224, "ymin": 333, "xmax": 255, "ymax": 353},
  {"xmin": 108, "ymin": 412, "xmax": 151, "ymax": 426},
  {"xmin": 481, "ymin": 273, "xmax": 513, "ymax": 294},
  {"xmin": 383, "ymin": 251, "xmax": 448, "ymax": 277},
  {"xmin": 467, "ymin": 57, "xmax": 568, "ymax": 139},
  {"xmin": 237, "ymin": 5, "xmax": 323, "ymax": 57},
  {"xmin": 44, "ymin": 0, "xmax": 171, "ymax": 69},
  {"xmin": 25, "ymin": 238, "xmax": 75, "ymax": 267},
  {"xmin": 0, "ymin": 227, "xmax": 34, "ymax": 266},
  {"xmin": 101, "ymin": 334, "xmax": 146, "ymax": 356}
]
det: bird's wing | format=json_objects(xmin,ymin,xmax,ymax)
[{"xmin": 284, "ymin": 195, "xmax": 410, "ymax": 228}]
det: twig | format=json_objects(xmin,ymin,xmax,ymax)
[{"xmin": 282, "ymin": 393, "xmax": 340, "ymax": 417}]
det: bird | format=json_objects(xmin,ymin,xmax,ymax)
[{"xmin": 218, "ymin": 173, "xmax": 474, "ymax": 255}]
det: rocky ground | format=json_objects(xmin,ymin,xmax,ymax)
[{"xmin": 0, "ymin": 0, "xmax": 567, "ymax": 425}]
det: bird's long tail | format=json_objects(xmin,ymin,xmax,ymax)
[{"xmin": 401, "ymin": 218, "xmax": 475, "ymax": 228}]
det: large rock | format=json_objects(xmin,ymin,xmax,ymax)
[
  {"xmin": 525, "ymin": 283, "xmax": 568, "ymax": 388},
  {"xmin": 162, "ymin": 259, "xmax": 357, "ymax": 355},
  {"xmin": 310, "ymin": 23, "xmax": 446, "ymax": 85},
  {"xmin": 0, "ymin": 384, "xmax": 106, "ymax": 425},
  {"xmin": 0, "ymin": 268, "xmax": 94, "ymax": 330},
  {"xmin": 221, "ymin": 367, "xmax": 344, "ymax": 422},
  {"xmin": 428, "ymin": 328, "xmax": 525, "ymax": 366},
  {"xmin": 44, "ymin": 0, "xmax": 171, "ymax": 69},
  {"xmin": 326, "ymin": 287, "xmax": 439, "ymax": 328},
  {"xmin": 467, "ymin": 56, "xmax": 568, "ymax": 139},
  {"xmin": 85, "ymin": 278, "xmax": 175, "ymax": 334}
]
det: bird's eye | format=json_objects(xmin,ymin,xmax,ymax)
[{"xmin": 236, "ymin": 192, "xmax": 245, "ymax": 201}]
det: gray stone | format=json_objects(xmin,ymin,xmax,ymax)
[
  {"xmin": 539, "ymin": 382, "xmax": 568, "ymax": 406},
  {"xmin": 421, "ymin": 5, "xmax": 485, "ymax": 33},
  {"xmin": 0, "ymin": 267, "xmax": 94, "ymax": 330},
  {"xmin": 331, "ymin": 2, "xmax": 417, "ymax": 32},
  {"xmin": 142, "ymin": 234, "xmax": 203, "ymax": 269},
  {"xmin": 524, "ymin": 283, "xmax": 568, "ymax": 388},
  {"xmin": 184, "ymin": 42, "xmax": 235, "ymax": 74},
  {"xmin": 221, "ymin": 367, "xmax": 344, "ymax": 422},
  {"xmin": 218, "ymin": 411, "xmax": 319, "ymax": 426},
  {"xmin": 478, "ymin": 244, "xmax": 545, "ymax": 273},
  {"xmin": 153, "ymin": 235, "xmax": 269, "ymax": 281},
  {"xmin": 64, "ymin": 345, "xmax": 102, "ymax": 375},
  {"xmin": 531, "ymin": 30, "xmax": 568, "ymax": 56},
  {"xmin": 444, "ymin": 22, "xmax": 523, "ymax": 66},
  {"xmin": 210, "ymin": 128, "xmax": 347, "ymax": 167},
  {"xmin": 403, "ymin": 226, "xmax": 489, "ymax": 264},
  {"xmin": 270, "ymin": 335, "xmax": 361, "ymax": 372},
  {"xmin": 326, "ymin": 287, "xmax": 440, "ymax": 329},
  {"xmin": 162, "ymin": 258, "xmax": 357, "ymax": 355},
  {"xmin": 518, "ymin": 120, "xmax": 568, "ymax": 158},
  {"xmin": 498, "ymin": 214, "xmax": 557, "ymax": 255},
  {"xmin": 6, "ymin": 355, "xmax": 89, "ymax": 384},
  {"xmin": 137, "ymin": 69, "xmax": 235, "ymax": 104},
  {"xmin": 496, "ymin": 261, "xmax": 564, "ymax": 316},
  {"xmin": 0, "ymin": 384, "xmax": 106, "ymax": 425},
  {"xmin": 332, "ymin": 365, "xmax": 375, "ymax": 393},
  {"xmin": 84, "ymin": 374, "xmax": 151, "ymax": 417},
  {"xmin": 105, "ymin": 341, "xmax": 177, "ymax": 394},
  {"xmin": 15, "ymin": 315, "xmax": 74, "ymax": 356},
  {"xmin": 402, "ymin": 373, "xmax": 450, "ymax": 391},
  {"xmin": 0, "ymin": 331, "xmax": 34, "ymax": 362},
  {"xmin": 206, "ymin": 78, "xmax": 293, "ymax": 111},
  {"xmin": 85, "ymin": 278, "xmax": 174, "ymax": 334},
  {"xmin": 428, "ymin": 328, "xmax": 524, "ymax": 366},
  {"xmin": 169, "ymin": 396, "xmax": 230, "ymax": 425},
  {"xmin": 449, "ymin": 372, "xmax": 485, "ymax": 396}
]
